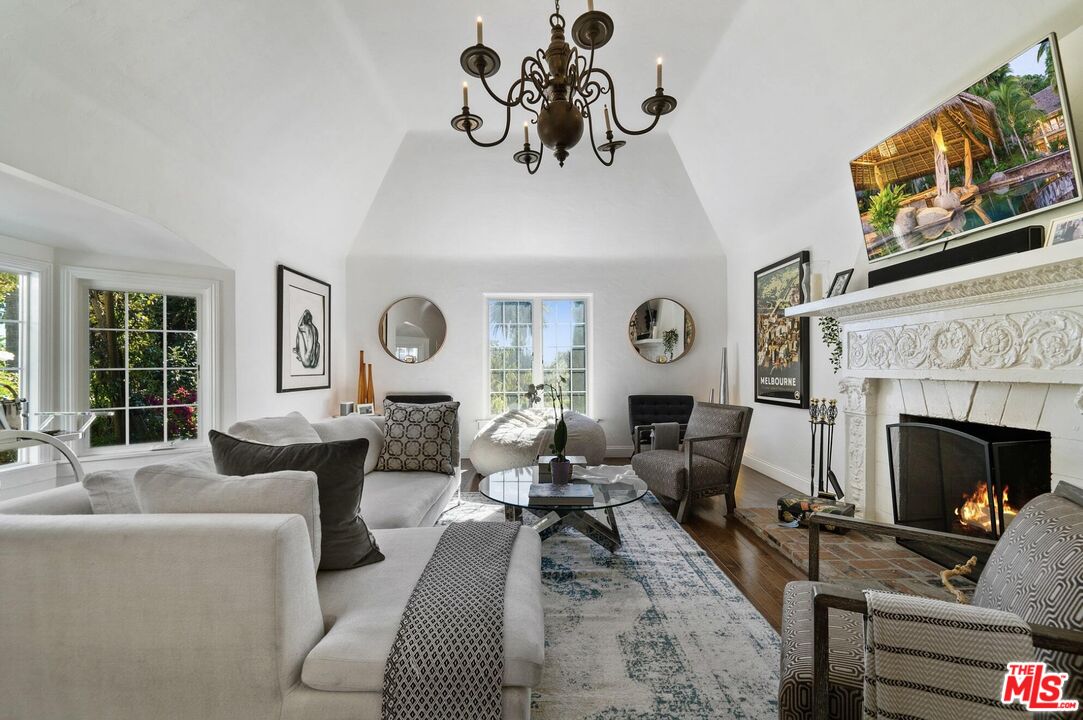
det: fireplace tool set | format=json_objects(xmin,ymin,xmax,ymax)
[
  {"xmin": 777, "ymin": 397, "xmax": 855, "ymax": 530},
  {"xmin": 808, "ymin": 398, "xmax": 844, "ymax": 499}
]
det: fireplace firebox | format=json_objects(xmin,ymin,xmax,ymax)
[{"xmin": 887, "ymin": 415, "xmax": 1051, "ymax": 569}]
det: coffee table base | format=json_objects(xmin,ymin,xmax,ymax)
[{"xmin": 505, "ymin": 505, "xmax": 622, "ymax": 552}]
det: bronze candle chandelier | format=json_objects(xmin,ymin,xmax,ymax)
[{"xmin": 451, "ymin": 0, "xmax": 676, "ymax": 173}]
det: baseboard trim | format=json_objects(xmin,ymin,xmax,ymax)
[{"xmin": 742, "ymin": 453, "xmax": 807, "ymax": 493}]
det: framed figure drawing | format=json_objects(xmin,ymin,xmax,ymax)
[
  {"xmin": 277, "ymin": 265, "xmax": 331, "ymax": 392},
  {"xmin": 754, "ymin": 252, "xmax": 810, "ymax": 408}
]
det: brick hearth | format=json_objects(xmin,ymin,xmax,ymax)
[{"xmin": 735, "ymin": 507, "xmax": 975, "ymax": 602}]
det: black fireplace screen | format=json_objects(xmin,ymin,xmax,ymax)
[{"xmin": 888, "ymin": 417, "xmax": 1050, "ymax": 558}]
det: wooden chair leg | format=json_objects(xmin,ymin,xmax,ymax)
[
  {"xmin": 676, "ymin": 495, "xmax": 690, "ymax": 523},
  {"xmin": 725, "ymin": 490, "xmax": 736, "ymax": 515}
]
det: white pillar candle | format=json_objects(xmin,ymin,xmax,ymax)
[
  {"xmin": 523, "ymin": 121, "xmax": 529, "ymax": 143},
  {"xmin": 603, "ymin": 105, "xmax": 612, "ymax": 132},
  {"xmin": 462, "ymin": 81, "xmax": 469, "ymax": 107},
  {"xmin": 656, "ymin": 57, "xmax": 663, "ymax": 88},
  {"xmin": 476, "ymin": 17, "xmax": 483, "ymax": 45},
  {"xmin": 588, "ymin": 0, "xmax": 594, "ymax": 10},
  {"xmin": 811, "ymin": 273, "xmax": 824, "ymax": 301}
]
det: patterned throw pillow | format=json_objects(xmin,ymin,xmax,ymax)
[{"xmin": 375, "ymin": 401, "xmax": 459, "ymax": 475}]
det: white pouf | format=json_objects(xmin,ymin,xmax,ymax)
[{"xmin": 468, "ymin": 408, "xmax": 607, "ymax": 477}]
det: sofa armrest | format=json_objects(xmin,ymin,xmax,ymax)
[
  {"xmin": 807, "ymin": 511, "xmax": 998, "ymax": 581},
  {"xmin": 0, "ymin": 513, "xmax": 324, "ymax": 720}
]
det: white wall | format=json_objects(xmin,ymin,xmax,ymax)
[
  {"xmin": 348, "ymin": 132, "xmax": 725, "ymax": 454},
  {"xmin": 672, "ymin": 0, "xmax": 1083, "ymax": 491},
  {"xmin": 0, "ymin": 0, "xmax": 406, "ymax": 423}
]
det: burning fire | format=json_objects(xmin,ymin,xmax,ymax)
[{"xmin": 955, "ymin": 482, "xmax": 1018, "ymax": 533}]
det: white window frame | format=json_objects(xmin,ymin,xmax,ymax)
[
  {"xmin": 61, "ymin": 266, "xmax": 220, "ymax": 457},
  {"xmin": 482, "ymin": 293, "xmax": 593, "ymax": 417},
  {"xmin": 0, "ymin": 253, "xmax": 51, "ymax": 478}
]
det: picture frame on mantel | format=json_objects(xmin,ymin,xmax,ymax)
[
  {"xmin": 753, "ymin": 251, "xmax": 810, "ymax": 409},
  {"xmin": 277, "ymin": 264, "xmax": 331, "ymax": 393}
]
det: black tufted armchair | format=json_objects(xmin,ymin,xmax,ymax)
[{"xmin": 627, "ymin": 395, "xmax": 695, "ymax": 454}]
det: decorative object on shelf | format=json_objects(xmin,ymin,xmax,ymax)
[
  {"xmin": 754, "ymin": 252, "xmax": 810, "ymax": 408},
  {"xmin": 356, "ymin": 351, "xmax": 376, "ymax": 406},
  {"xmin": 852, "ymin": 33, "xmax": 1080, "ymax": 265},
  {"xmin": 356, "ymin": 403, "xmax": 375, "ymax": 415},
  {"xmin": 277, "ymin": 265, "xmax": 331, "ymax": 393},
  {"xmin": 818, "ymin": 316, "xmax": 843, "ymax": 374},
  {"xmin": 452, "ymin": 0, "xmax": 676, "ymax": 172},
  {"xmin": 1050, "ymin": 209, "xmax": 1083, "ymax": 245},
  {"xmin": 628, "ymin": 298, "xmax": 695, "ymax": 363},
  {"xmin": 827, "ymin": 269, "xmax": 854, "ymax": 298},
  {"xmin": 378, "ymin": 297, "xmax": 446, "ymax": 363},
  {"xmin": 338, "ymin": 401, "xmax": 355, "ymax": 417}
]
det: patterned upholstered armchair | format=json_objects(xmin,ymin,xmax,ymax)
[
  {"xmin": 778, "ymin": 482, "xmax": 1083, "ymax": 720},
  {"xmin": 630, "ymin": 402, "xmax": 753, "ymax": 523}
]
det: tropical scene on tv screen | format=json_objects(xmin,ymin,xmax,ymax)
[{"xmin": 852, "ymin": 36, "xmax": 1079, "ymax": 262}]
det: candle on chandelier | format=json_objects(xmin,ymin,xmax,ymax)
[
  {"xmin": 603, "ymin": 105, "xmax": 612, "ymax": 133},
  {"xmin": 462, "ymin": 81, "xmax": 469, "ymax": 107},
  {"xmin": 588, "ymin": 0, "xmax": 594, "ymax": 11},
  {"xmin": 476, "ymin": 16, "xmax": 483, "ymax": 45},
  {"xmin": 656, "ymin": 57, "xmax": 663, "ymax": 88},
  {"xmin": 524, "ymin": 121, "xmax": 530, "ymax": 144}
]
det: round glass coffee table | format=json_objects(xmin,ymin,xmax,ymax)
[{"xmin": 480, "ymin": 465, "xmax": 647, "ymax": 552}]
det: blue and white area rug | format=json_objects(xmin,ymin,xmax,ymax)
[{"xmin": 441, "ymin": 492, "xmax": 781, "ymax": 719}]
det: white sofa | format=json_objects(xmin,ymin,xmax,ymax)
[{"xmin": 0, "ymin": 413, "xmax": 544, "ymax": 720}]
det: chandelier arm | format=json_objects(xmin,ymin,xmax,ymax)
[
  {"xmin": 526, "ymin": 145, "xmax": 544, "ymax": 175},
  {"xmin": 584, "ymin": 107, "xmax": 616, "ymax": 167},
  {"xmin": 464, "ymin": 101, "xmax": 514, "ymax": 148},
  {"xmin": 478, "ymin": 56, "xmax": 540, "ymax": 108},
  {"xmin": 587, "ymin": 68, "xmax": 663, "ymax": 136}
]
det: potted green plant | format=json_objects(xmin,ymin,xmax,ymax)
[
  {"xmin": 662, "ymin": 329, "xmax": 679, "ymax": 361},
  {"xmin": 546, "ymin": 378, "xmax": 573, "ymax": 484}
]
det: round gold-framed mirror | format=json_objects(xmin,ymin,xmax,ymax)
[
  {"xmin": 379, "ymin": 297, "xmax": 447, "ymax": 363},
  {"xmin": 628, "ymin": 298, "xmax": 695, "ymax": 363}
]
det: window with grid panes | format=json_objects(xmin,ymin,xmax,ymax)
[
  {"xmin": 487, "ymin": 297, "xmax": 588, "ymax": 416},
  {"xmin": 88, "ymin": 291, "xmax": 200, "ymax": 447}
]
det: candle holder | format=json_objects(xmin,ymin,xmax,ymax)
[
  {"xmin": 570, "ymin": 10, "xmax": 614, "ymax": 49},
  {"xmin": 460, "ymin": 44, "xmax": 501, "ymax": 78},
  {"xmin": 641, "ymin": 88, "xmax": 678, "ymax": 116},
  {"xmin": 597, "ymin": 129, "xmax": 626, "ymax": 154},
  {"xmin": 450, "ymin": 107, "xmax": 484, "ymax": 132}
]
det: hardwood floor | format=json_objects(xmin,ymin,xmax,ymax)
[{"xmin": 460, "ymin": 461, "xmax": 803, "ymax": 632}]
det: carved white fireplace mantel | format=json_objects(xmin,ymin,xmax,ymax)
[{"xmin": 788, "ymin": 242, "xmax": 1083, "ymax": 519}]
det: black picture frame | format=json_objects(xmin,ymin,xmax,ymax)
[
  {"xmin": 753, "ymin": 251, "xmax": 810, "ymax": 409},
  {"xmin": 277, "ymin": 264, "xmax": 331, "ymax": 393},
  {"xmin": 827, "ymin": 268, "xmax": 854, "ymax": 298}
]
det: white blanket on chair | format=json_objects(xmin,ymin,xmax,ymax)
[{"xmin": 863, "ymin": 590, "xmax": 1034, "ymax": 719}]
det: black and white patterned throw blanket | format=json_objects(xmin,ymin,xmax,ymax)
[
  {"xmin": 383, "ymin": 521, "xmax": 521, "ymax": 720},
  {"xmin": 863, "ymin": 590, "xmax": 1034, "ymax": 719}
]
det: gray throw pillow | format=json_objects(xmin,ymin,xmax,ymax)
[
  {"xmin": 82, "ymin": 468, "xmax": 141, "ymax": 514},
  {"xmin": 310, "ymin": 414, "xmax": 385, "ymax": 474},
  {"xmin": 227, "ymin": 411, "xmax": 322, "ymax": 445},
  {"xmin": 375, "ymin": 401, "xmax": 460, "ymax": 475},
  {"xmin": 209, "ymin": 431, "xmax": 383, "ymax": 570},
  {"xmin": 133, "ymin": 463, "xmax": 322, "ymax": 568}
]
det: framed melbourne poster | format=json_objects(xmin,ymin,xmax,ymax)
[
  {"xmin": 277, "ymin": 265, "xmax": 331, "ymax": 392},
  {"xmin": 753, "ymin": 251, "xmax": 810, "ymax": 408}
]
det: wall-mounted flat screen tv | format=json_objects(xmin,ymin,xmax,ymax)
[{"xmin": 852, "ymin": 34, "xmax": 1080, "ymax": 263}]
